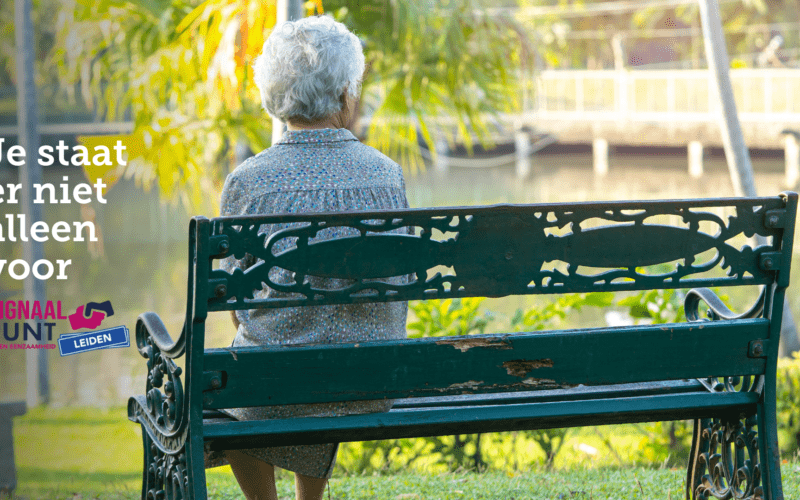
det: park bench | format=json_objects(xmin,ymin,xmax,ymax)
[{"xmin": 128, "ymin": 193, "xmax": 797, "ymax": 500}]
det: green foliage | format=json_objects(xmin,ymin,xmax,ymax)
[
  {"xmin": 55, "ymin": 0, "xmax": 272, "ymax": 209},
  {"xmin": 337, "ymin": 435, "xmax": 491, "ymax": 475},
  {"xmin": 1, "ymin": 0, "xmax": 78, "ymax": 111},
  {"xmin": 511, "ymin": 292, "xmax": 614, "ymax": 331},
  {"xmin": 512, "ymin": 0, "xmax": 800, "ymax": 71},
  {"xmin": 777, "ymin": 352, "xmax": 800, "ymax": 457},
  {"xmin": 329, "ymin": 0, "xmax": 524, "ymax": 173},
  {"xmin": 617, "ymin": 289, "xmax": 686, "ymax": 325},
  {"xmin": 408, "ymin": 297, "xmax": 493, "ymax": 338},
  {"xmin": 526, "ymin": 428, "xmax": 569, "ymax": 470},
  {"xmin": 50, "ymin": 0, "xmax": 525, "ymax": 208},
  {"xmin": 633, "ymin": 421, "xmax": 693, "ymax": 467}
]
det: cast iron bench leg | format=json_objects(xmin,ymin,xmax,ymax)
[
  {"xmin": 686, "ymin": 418, "xmax": 707, "ymax": 500},
  {"xmin": 187, "ymin": 427, "xmax": 208, "ymax": 500},
  {"xmin": 686, "ymin": 398, "xmax": 784, "ymax": 499},
  {"xmin": 138, "ymin": 424, "xmax": 195, "ymax": 499},
  {"xmin": 759, "ymin": 383, "xmax": 784, "ymax": 500}
]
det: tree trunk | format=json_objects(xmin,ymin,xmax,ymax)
[
  {"xmin": 15, "ymin": 0, "xmax": 49, "ymax": 406},
  {"xmin": 699, "ymin": 0, "xmax": 799, "ymax": 356}
]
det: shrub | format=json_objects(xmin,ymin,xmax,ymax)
[{"xmin": 777, "ymin": 352, "xmax": 800, "ymax": 458}]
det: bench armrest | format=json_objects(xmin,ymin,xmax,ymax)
[
  {"xmin": 684, "ymin": 287, "xmax": 766, "ymax": 322},
  {"xmin": 129, "ymin": 312, "xmax": 187, "ymax": 436},
  {"xmin": 135, "ymin": 312, "xmax": 186, "ymax": 359}
]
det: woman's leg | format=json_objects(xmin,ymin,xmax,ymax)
[
  {"xmin": 295, "ymin": 472, "xmax": 327, "ymax": 500},
  {"xmin": 226, "ymin": 450, "xmax": 278, "ymax": 500}
]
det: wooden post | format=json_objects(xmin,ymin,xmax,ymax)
[
  {"xmin": 688, "ymin": 141, "xmax": 704, "ymax": 178},
  {"xmin": 611, "ymin": 34, "xmax": 625, "ymax": 71},
  {"xmin": 0, "ymin": 402, "xmax": 26, "ymax": 496},
  {"xmin": 593, "ymin": 138, "xmax": 609, "ymax": 177},
  {"xmin": 783, "ymin": 131, "xmax": 800, "ymax": 188},
  {"xmin": 515, "ymin": 129, "xmax": 531, "ymax": 179},
  {"xmin": 15, "ymin": 0, "xmax": 49, "ymax": 406},
  {"xmin": 272, "ymin": 0, "xmax": 305, "ymax": 145}
]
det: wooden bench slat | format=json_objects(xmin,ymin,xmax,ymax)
[
  {"xmin": 391, "ymin": 379, "xmax": 707, "ymax": 409},
  {"xmin": 203, "ymin": 390, "xmax": 758, "ymax": 450},
  {"xmin": 200, "ymin": 381, "xmax": 705, "ymax": 423},
  {"xmin": 202, "ymin": 319, "xmax": 767, "ymax": 409}
]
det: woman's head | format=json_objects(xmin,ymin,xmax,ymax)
[{"xmin": 253, "ymin": 16, "xmax": 365, "ymax": 126}]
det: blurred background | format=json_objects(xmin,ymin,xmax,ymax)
[{"xmin": 2, "ymin": 0, "xmax": 800, "ymax": 496}]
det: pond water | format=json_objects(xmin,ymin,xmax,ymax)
[{"xmin": 0, "ymin": 146, "xmax": 794, "ymax": 406}]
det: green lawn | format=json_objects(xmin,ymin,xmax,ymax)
[{"xmin": 9, "ymin": 407, "xmax": 800, "ymax": 499}]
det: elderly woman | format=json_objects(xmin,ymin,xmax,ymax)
[{"xmin": 206, "ymin": 15, "xmax": 409, "ymax": 500}]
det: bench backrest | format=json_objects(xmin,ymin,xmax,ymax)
[{"xmin": 181, "ymin": 194, "xmax": 797, "ymax": 411}]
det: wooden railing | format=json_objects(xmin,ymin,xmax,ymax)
[{"xmin": 533, "ymin": 68, "xmax": 800, "ymax": 124}]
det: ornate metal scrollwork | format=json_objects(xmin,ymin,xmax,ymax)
[
  {"xmin": 208, "ymin": 198, "xmax": 785, "ymax": 310},
  {"xmin": 128, "ymin": 313, "xmax": 190, "ymax": 500},
  {"xmin": 685, "ymin": 287, "xmax": 766, "ymax": 322},
  {"xmin": 142, "ymin": 431, "xmax": 189, "ymax": 500},
  {"xmin": 692, "ymin": 416, "xmax": 763, "ymax": 500},
  {"xmin": 130, "ymin": 313, "xmax": 188, "ymax": 442}
]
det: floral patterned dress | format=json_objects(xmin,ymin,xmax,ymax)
[{"xmin": 204, "ymin": 128, "xmax": 409, "ymax": 478}]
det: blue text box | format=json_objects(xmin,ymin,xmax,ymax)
[{"xmin": 58, "ymin": 326, "xmax": 130, "ymax": 356}]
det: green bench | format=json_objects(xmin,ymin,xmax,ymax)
[{"xmin": 128, "ymin": 193, "xmax": 797, "ymax": 500}]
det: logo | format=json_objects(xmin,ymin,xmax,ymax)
[
  {"xmin": 58, "ymin": 326, "xmax": 130, "ymax": 356},
  {"xmin": 58, "ymin": 300, "xmax": 129, "ymax": 356},
  {"xmin": 0, "ymin": 299, "xmax": 131, "ymax": 353},
  {"xmin": 1, "ymin": 300, "xmax": 65, "ymax": 348},
  {"xmin": 68, "ymin": 300, "xmax": 115, "ymax": 330}
]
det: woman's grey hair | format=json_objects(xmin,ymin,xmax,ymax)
[{"xmin": 253, "ymin": 15, "xmax": 365, "ymax": 123}]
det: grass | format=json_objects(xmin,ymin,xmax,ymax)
[
  {"xmin": 9, "ymin": 407, "xmax": 800, "ymax": 499},
  {"xmin": 213, "ymin": 469, "xmax": 692, "ymax": 500},
  {"xmin": 13, "ymin": 467, "xmax": 800, "ymax": 500}
]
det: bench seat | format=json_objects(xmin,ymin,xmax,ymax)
[{"xmin": 190, "ymin": 380, "xmax": 757, "ymax": 452}]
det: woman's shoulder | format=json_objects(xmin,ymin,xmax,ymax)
[
  {"xmin": 350, "ymin": 141, "xmax": 402, "ymax": 168},
  {"xmin": 226, "ymin": 137, "xmax": 405, "ymax": 193},
  {"xmin": 226, "ymin": 148, "xmax": 279, "ymax": 180},
  {"xmin": 345, "ymin": 141, "xmax": 405, "ymax": 182}
]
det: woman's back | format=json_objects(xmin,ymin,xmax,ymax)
[{"xmin": 220, "ymin": 127, "xmax": 409, "ymax": 347}]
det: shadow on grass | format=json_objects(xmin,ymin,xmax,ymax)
[
  {"xmin": 17, "ymin": 466, "xmax": 141, "ymax": 499},
  {"xmin": 18, "ymin": 417, "xmax": 128, "ymax": 427},
  {"xmin": 19, "ymin": 467, "xmax": 141, "ymax": 483}
]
